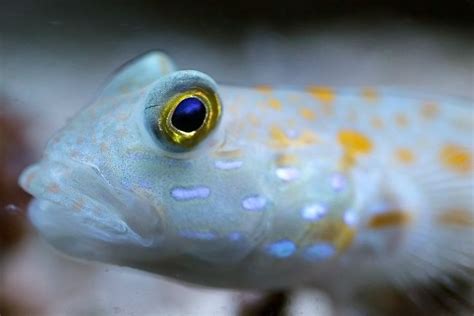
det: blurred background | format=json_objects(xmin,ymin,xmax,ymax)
[{"xmin": 1, "ymin": 1, "xmax": 473, "ymax": 315}]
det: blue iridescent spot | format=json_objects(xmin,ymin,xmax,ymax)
[
  {"xmin": 171, "ymin": 186, "xmax": 210, "ymax": 200},
  {"xmin": 241, "ymin": 195, "xmax": 267, "ymax": 211},
  {"xmin": 228, "ymin": 232, "xmax": 243, "ymax": 241},
  {"xmin": 301, "ymin": 203, "xmax": 327, "ymax": 221},
  {"xmin": 265, "ymin": 239, "xmax": 296, "ymax": 258},
  {"xmin": 303, "ymin": 243, "xmax": 335, "ymax": 261},
  {"xmin": 171, "ymin": 97, "xmax": 206, "ymax": 132},
  {"xmin": 179, "ymin": 231, "xmax": 216, "ymax": 240}
]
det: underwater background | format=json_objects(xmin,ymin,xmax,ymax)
[{"xmin": 1, "ymin": 1, "xmax": 473, "ymax": 315}]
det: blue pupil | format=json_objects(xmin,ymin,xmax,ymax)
[{"xmin": 171, "ymin": 97, "xmax": 207, "ymax": 133}]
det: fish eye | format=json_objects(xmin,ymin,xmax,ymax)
[
  {"xmin": 171, "ymin": 97, "xmax": 207, "ymax": 133},
  {"xmin": 156, "ymin": 88, "xmax": 221, "ymax": 151}
]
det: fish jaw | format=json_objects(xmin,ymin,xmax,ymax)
[{"xmin": 18, "ymin": 159, "xmax": 172, "ymax": 265}]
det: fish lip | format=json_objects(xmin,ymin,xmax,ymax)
[{"xmin": 20, "ymin": 158, "xmax": 164, "ymax": 248}]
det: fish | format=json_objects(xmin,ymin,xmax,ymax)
[{"xmin": 19, "ymin": 51, "xmax": 473, "ymax": 314}]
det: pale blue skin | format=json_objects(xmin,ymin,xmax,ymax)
[{"xmin": 20, "ymin": 52, "xmax": 473, "ymax": 303}]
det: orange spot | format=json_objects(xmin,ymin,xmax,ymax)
[
  {"xmin": 100, "ymin": 142, "xmax": 109, "ymax": 153},
  {"xmin": 395, "ymin": 114, "xmax": 409, "ymax": 127},
  {"xmin": 269, "ymin": 125, "xmax": 289, "ymax": 147},
  {"xmin": 437, "ymin": 209, "xmax": 474, "ymax": 227},
  {"xmin": 47, "ymin": 183, "xmax": 60, "ymax": 193},
  {"xmin": 269, "ymin": 126, "xmax": 319, "ymax": 148},
  {"xmin": 255, "ymin": 85, "xmax": 272, "ymax": 94},
  {"xmin": 72, "ymin": 198, "xmax": 85, "ymax": 212},
  {"xmin": 395, "ymin": 148, "xmax": 415, "ymax": 165},
  {"xmin": 440, "ymin": 144, "xmax": 472, "ymax": 174},
  {"xmin": 306, "ymin": 86, "xmax": 335, "ymax": 104},
  {"xmin": 299, "ymin": 107, "xmax": 316, "ymax": 121},
  {"xmin": 421, "ymin": 102, "xmax": 439, "ymax": 119},
  {"xmin": 339, "ymin": 154, "xmax": 357, "ymax": 170},
  {"xmin": 268, "ymin": 98, "xmax": 282, "ymax": 110},
  {"xmin": 276, "ymin": 154, "xmax": 298, "ymax": 166},
  {"xmin": 229, "ymin": 105, "xmax": 239, "ymax": 114},
  {"xmin": 334, "ymin": 224, "xmax": 356, "ymax": 251},
  {"xmin": 338, "ymin": 130, "xmax": 373, "ymax": 169},
  {"xmin": 367, "ymin": 210, "xmax": 412, "ymax": 229},
  {"xmin": 303, "ymin": 219, "xmax": 356, "ymax": 251},
  {"xmin": 25, "ymin": 171, "xmax": 37, "ymax": 188},
  {"xmin": 338, "ymin": 130, "xmax": 373, "ymax": 155},
  {"xmin": 213, "ymin": 149, "xmax": 242, "ymax": 158},
  {"xmin": 248, "ymin": 114, "xmax": 260, "ymax": 126},
  {"xmin": 370, "ymin": 116, "xmax": 384, "ymax": 129},
  {"xmin": 361, "ymin": 88, "xmax": 378, "ymax": 103},
  {"xmin": 299, "ymin": 130, "xmax": 319, "ymax": 145}
]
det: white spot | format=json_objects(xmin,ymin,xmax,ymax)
[
  {"xmin": 276, "ymin": 167, "xmax": 300, "ymax": 181},
  {"xmin": 344, "ymin": 209, "xmax": 358, "ymax": 226},
  {"xmin": 171, "ymin": 186, "xmax": 211, "ymax": 200},
  {"xmin": 286, "ymin": 129, "xmax": 299, "ymax": 138},
  {"xmin": 330, "ymin": 173, "xmax": 347, "ymax": 192},
  {"xmin": 301, "ymin": 203, "xmax": 327, "ymax": 221},
  {"xmin": 214, "ymin": 160, "xmax": 243, "ymax": 170},
  {"xmin": 242, "ymin": 195, "xmax": 267, "ymax": 211}
]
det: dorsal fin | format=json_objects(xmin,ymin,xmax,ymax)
[{"xmin": 102, "ymin": 50, "xmax": 176, "ymax": 97}]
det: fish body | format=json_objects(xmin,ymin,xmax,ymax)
[{"xmin": 20, "ymin": 52, "xmax": 473, "ymax": 311}]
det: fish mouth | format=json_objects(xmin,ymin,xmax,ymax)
[{"xmin": 19, "ymin": 159, "xmax": 166, "ymax": 264}]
